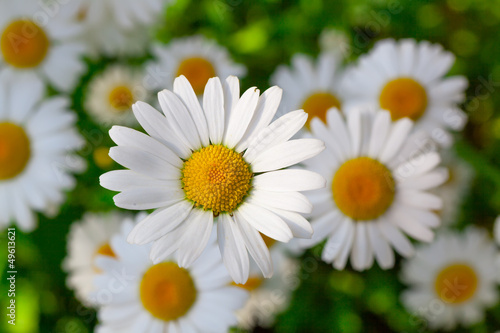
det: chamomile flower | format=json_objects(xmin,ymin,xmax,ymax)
[
  {"xmin": 0, "ymin": 69, "xmax": 84, "ymax": 232},
  {"xmin": 432, "ymin": 151, "xmax": 474, "ymax": 226},
  {"xmin": 86, "ymin": 65, "xmax": 147, "ymax": 126},
  {"xmin": 69, "ymin": 0, "xmax": 172, "ymax": 57},
  {"xmin": 401, "ymin": 227, "xmax": 499, "ymax": 330},
  {"xmin": 319, "ymin": 28, "xmax": 351, "ymax": 58},
  {"xmin": 94, "ymin": 222, "xmax": 248, "ymax": 333},
  {"xmin": 0, "ymin": 0, "xmax": 86, "ymax": 92},
  {"xmin": 234, "ymin": 240, "xmax": 299, "ymax": 329},
  {"xmin": 271, "ymin": 52, "xmax": 345, "ymax": 129},
  {"xmin": 298, "ymin": 108, "xmax": 448, "ymax": 271},
  {"xmin": 63, "ymin": 211, "xmax": 143, "ymax": 306},
  {"xmin": 147, "ymin": 36, "xmax": 246, "ymax": 95},
  {"xmin": 343, "ymin": 39, "xmax": 468, "ymax": 146},
  {"xmin": 100, "ymin": 75, "xmax": 325, "ymax": 283}
]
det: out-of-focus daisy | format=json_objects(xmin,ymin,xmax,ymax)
[
  {"xmin": 147, "ymin": 36, "xmax": 246, "ymax": 95},
  {"xmin": 94, "ymin": 222, "xmax": 248, "ymax": 333},
  {"xmin": 298, "ymin": 108, "xmax": 448, "ymax": 271},
  {"xmin": 86, "ymin": 65, "xmax": 147, "ymax": 126},
  {"xmin": 234, "ymin": 239, "xmax": 299, "ymax": 329},
  {"xmin": 0, "ymin": 69, "xmax": 84, "ymax": 232},
  {"xmin": 0, "ymin": 1, "xmax": 86, "ymax": 92},
  {"xmin": 401, "ymin": 227, "xmax": 499, "ymax": 330},
  {"xmin": 343, "ymin": 38, "xmax": 468, "ymax": 146},
  {"xmin": 68, "ymin": 0, "xmax": 172, "ymax": 57},
  {"xmin": 63, "ymin": 211, "xmax": 142, "ymax": 306},
  {"xmin": 271, "ymin": 53, "xmax": 345, "ymax": 129},
  {"xmin": 100, "ymin": 75, "xmax": 325, "ymax": 283},
  {"xmin": 432, "ymin": 151, "xmax": 474, "ymax": 226}
]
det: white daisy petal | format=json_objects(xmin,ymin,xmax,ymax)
[
  {"xmin": 379, "ymin": 118, "xmax": 413, "ymax": 163},
  {"xmin": 113, "ymin": 187, "xmax": 184, "ymax": 210},
  {"xmin": 177, "ymin": 210, "xmax": 213, "ymax": 268},
  {"xmin": 250, "ymin": 190, "xmax": 312, "ymax": 214},
  {"xmin": 237, "ymin": 203, "xmax": 293, "ymax": 243},
  {"xmin": 203, "ymin": 77, "xmax": 225, "ymax": 144},
  {"xmin": 367, "ymin": 223, "xmax": 394, "ymax": 269},
  {"xmin": 253, "ymin": 169, "xmax": 325, "ymax": 192},
  {"xmin": 224, "ymin": 86, "xmax": 260, "ymax": 148}
]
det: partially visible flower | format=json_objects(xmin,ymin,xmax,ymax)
[
  {"xmin": 343, "ymin": 38, "xmax": 468, "ymax": 146},
  {"xmin": 94, "ymin": 222, "xmax": 248, "ymax": 333},
  {"xmin": 146, "ymin": 36, "xmax": 246, "ymax": 95},
  {"xmin": 298, "ymin": 108, "xmax": 447, "ymax": 271},
  {"xmin": 319, "ymin": 28, "xmax": 351, "ymax": 58},
  {"xmin": 100, "ymin": 75, "xmax": 325, "ymax": 283},
  {"xmin": 401, "ymin": 227, "xmax": 499, "ymax": 330},
  {"xmin": 86, "ymin": 65, "xmax": 147, "ymax": 126},
  {"xmin": 271, "ymin": 52, "xmax": 346, "ymax": 129},
  {"xmin": 234, "ymin": 241, "xmax": 299, "ymax": 329},
  {"xmin": 0, "ymin": 69, "xmax": 84, "ymax": 231},
  {"xmin": 0, "ymin": 0, "xmax": 87, "ymax": 92},
  {"xmin": 63, "ymin": 211, "xmax": 142, "ymax": 306}
]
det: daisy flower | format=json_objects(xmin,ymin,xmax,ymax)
[
  {"xmin": 401, "ymin": 227, "xmax": 499, "ymax": 330},
  {"xmin": 63, "ymin": 211, "xmax": 143, "ymax": 306},
  {"xmin": 0, "ymin": 0, "xmax": 86, "ymax": 92},
  {"xmin": 234, "ymin": 239, "xmax": 299, "ymax": 329},
  {"xmin": 93, "ymin": 221, "xmax": 248, "ymax": 333},
  {"xmin": 342, "ymin": 38, "xmax": 468, "ymax": 146},
  {"xmin": 431, "ymin": 151, "xmax": 474, "ymax": 226},
  {"xmin": 271, "ymin": 52, "xmax": 346, "ymax": 129},
  {"xmin": 100, "ymin": 75, "xmax": 325, "ymax": 283},
  {"xmin": 319, "ymin": 28, "xmax": 351, "ymax": 58},
  {"xmin": 68, "ymin": 0, "xmax": 172, "ymax": 57},
  {"xmin": 86, "ymin": 65, "xmax": 147, "ymax": 126},
  {"xmin": 298, "ymin": 108, "xmax": 448, "ymax": 271},
  {"xmin": 0, "ymin": 69, "xmax": 84, "ymax": 232},
  {"xmin": 146, "ymin": 36, "xmax": 246, "ymax": 96}
]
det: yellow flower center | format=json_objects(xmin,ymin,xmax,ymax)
[
  {"xmin": 379, "ymin": 77, "xmax": 428, "ymax": 121},
  {"xmin": 108, "ymin": 86, "xmax": 134, "ymax": 112},
  {"xmin": 332, "ymin": 157, "xmax": 395, "ymax": 221},
  {"xmin": 95, "ymin": 243, "xmax": 116, "ymax": 258},
  {"xmin": 182, "ymin": 144, "xmax": 252, "ymax": 216},
  {"xmin": 93, "ymin": 147, "xmax": 114, "ymax": 169},
  {"xmin": 232, "ymin": 276, "xmax": 263, "ymax": 292},
  {"xmin": 140, "ymin": 262, "xmax": 197, "ymax": 321},
  {"xmin": 0, "ymin": 122, "xmax": 31, "ymax": 180},
  {"xmin": 1, "ymin": 19, "xmax": 50, "ymax": 68},
  {"xmin": 301, "ymin": 92, "xmax": 341, "ymax": 129},
  {"xmin": 176, "ymin": 57, "xmax": 216, "ymax": 95},
  {"xmin": 434, "ymin": 263, "xmax": 478, "ymax": 304}
]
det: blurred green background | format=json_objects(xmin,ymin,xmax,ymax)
[{"xmin": 2, "ymin": 0, "xmax": 500, "ymax": 332}]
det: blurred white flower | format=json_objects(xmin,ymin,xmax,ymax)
[
  {"xmin": 63, "ymin": 211, "xmax": 142, "ymax": 306},
  {"xmin": 343, "ymin": 38, "xmax": 468, "ymax": 147},
  {"xmin": 271, "ymin": 52, "xmax": 346, "ymax": 129},
  {"xmin": 319, "ymin": 28, "xmax": 351, "ymax": 58},
  {"xmin": 94, "ymin": 221, "xmax": 248, "ymax": 333},
  {"xmin": 298, "ymin": 108, "xmax": 448, "ymax": 271},
  {"xmin": 146, "ymin": 35, "xmax": 246, "ymax": 95},
  {"xmin": 401, "ymin": 227, "xmax": 499, "ymax": 330},
  {"xmin": 100, "ymin": 75, "xmax": 325, "ymax": 283},
  {"xmin": 86, "ymin": 65, "xmax": 147, "ymax": 126},
  {"xmin": 0, "ymin": 69, "xmax": 84, "ymax": 232},
  {"xmin": 0, "ymin": 0, "xmax": 87, "ymax": 92}
]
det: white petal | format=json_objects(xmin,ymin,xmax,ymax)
[
  {"xmin": 224, "ymin": 86, "xmax": 259, "ymax": 148},
  {"xmin": 398, "ymin": 191, "xmax": 442, "ymax": 210},
  {"xmin": 173, "ymin": 75, "xmax": 210, "ymax": 146},
  {"xmin": 377, "ymin": 218, "xmax": 414, "ymax": 257},
  {"xmin": 100, "ymin": 170, "xmax": 180, "ymax": 192},
  {"xmin": 237, "ymin": 202, "xmax": 293, "ymax": 242},
  {"xmin": 397, "ymin": 167, "xmax": 448, "ymax": 190},
  {"xmin": 234, "ymin": 212, "xmax": 273, "ymax": 278},
  {"xmin": 347, "ymin": 108, "xmax": 362, "ymax": 157},
  {"xmin": 333, "ymin": 220, "xmax": 355, "ymax": 270},
  {"xmin": 321, "ymin": 217, "xmax": 349, "ymax": 263},
  {"xmin": 263, "ymin": 206, "xmax": 313, "ymax": 238},
  {"xmin": 389, "ymin": 207, "xmax": 435, "ymax": 242},
  {"xmin": 113, "ymin": 187, "xmax": 184, "ymax": 210},
  {"xmin": 379, "ymin": 118, "xmax": 413, "ymax": 163},
  {"xmin": 203, "ymin": 77, "xmax": 225, "ymax": 144},
  {"xmin": 394, "ymin": 152, "xmax": 441, "ymax": 181},
  {"xmin": 250, "ymin": 139, "xmax": 325, "ymax": 173},
  {"xmin": 217, "ymin": 214, "xmax": 249, "ymax": 284},
  {"xmin": 350, "ymin": 222, "xmax": 371, "ymax": 271},
  {"xmin": 367, "ymin": 111, "xmax": 391, "ymax": 158},
  {"xmin": 250, "ymin": 189, "xmax": 312, "ymax": 214},
  {"xmin": 253, "ymin": 169, "xmax": 325, "ymax": 192},
  {"xmin": 367, "ymin": 223, "xmax": 394, "ymax": 269},
  {"xmin": 177, "ymin": 210, "xmax": 213, "ymax": 267},
  {"xmin": 127, "ymin": 201, "xmax": 193, "ymax": 245}
]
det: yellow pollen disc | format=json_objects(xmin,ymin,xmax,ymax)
[
  {"xmin": 301, "ymin": 92, "xmax": 341, "ymax": 129},
  {"xmin": 182, "ymin": 144, "xmax": 252, "ymax": 216},
  {"xmin": 176, "ymin": 57, "xmax": 216, "ymax": 95},
  {"xmin": 0, "ymin": 122, "xmax": 31, "ymax": 180},
  {"xmin": 108, "ymin": 86, "xmax": 134, "ymax": 112},
  {"xmin": 1, "ymin": 20, "xmax": 50, "ymax": 68},
  {"xmin": 434, "ymin": 263, "xmax": 478, "ymax": 304},
  {"xmin": 232, "ymin": 276, "xmax": 263, "ymax": 292},
  {"xmin": 95, "ymin": 243, "xmax": 116, "ymax": 258},
  {"xmin": 93, "ymin": 147, "xmax": 114, "ymax": 169},
  {"xmin": 140, "ymin": 262, "xmax": 197, "ymax": 321},
  {"xmin": 332, "ymin": 157, "xmax": 395, "ymax": 221},
  {"xmin": 379, "ymin": 77, "xmax": 428, "ymax": 121}
]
